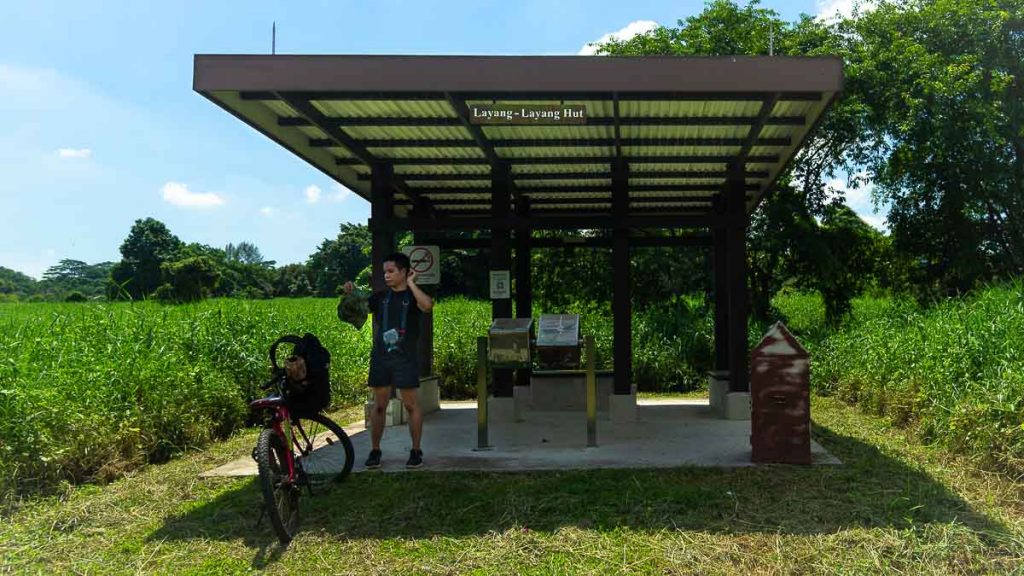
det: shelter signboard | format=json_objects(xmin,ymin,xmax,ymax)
[{"xmin": 469, "ymin": 104, "xmax": 586, "ymax": 125}]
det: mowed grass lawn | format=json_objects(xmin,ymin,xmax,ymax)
[{"xmin": 2, "ymin": 398, "xmax": 1022, "ymax": 575}]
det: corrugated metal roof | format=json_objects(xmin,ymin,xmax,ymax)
[
  {"xmin": 407, "ymin": 180, "xmax": 492, "ymax": 188},
  {"xmin": 622, "ymin": 146, "xmax": 743, "ymax": 157},
  {"xmin": 619, "ymin": 125, "xmax": 750, "ymax": 139},
  {"xmin": 516, "ymin": 178, "xmax": 612, "ymax": 187},
  {"xmin": 512, "ymin": 164, "xmax": 610, "ymax": 175},
  {"xmin": 482, "ymin": 126, "xmax": 614, "ymax": 139},
  {"xmin": 211, "ymin": 81, "xmax": 836, "ymax": 219},
  {"xmin": 341, "ymin": 126, "xmax": 473, "ymax": 140},
  {"xmin": 298, "ymin": 126, "xmax": 328, "ymax": 140},
  {"xmin": 618, "ymin": 100, "xmax": 762, "ymax": 117},
  {"xmin": 369, "ymin": 147, "xmax": 486, "ymax": 159},
  {"xmin": 263, "ymin": 100, "xmax": 298, "ymax": 118},
  {"xmin": 395, "ymin": 164, "xmax": 490, "ymax": 175},
  {"xmin": 312, "ymin": 100, "xmax": 457, "ymax": 118},
  {"xmin": 496, "ymin": 146, "xmax": 613, "ymax": 158}
]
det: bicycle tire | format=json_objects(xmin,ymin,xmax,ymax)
[
  {"xmin": 291, "ymin": 413, "xmax": 355, "ymax": 485},
  {"xmin": 255, "ymin": 428, "xmax": 300, "ymax": 544}
]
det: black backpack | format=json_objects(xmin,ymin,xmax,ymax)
[{"xmin": 270, "ymin": 333, "xmax": 331, "ymax": 417}]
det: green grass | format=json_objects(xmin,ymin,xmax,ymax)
[
  {"xmin": 1, "ymin": 397, "xmax": 1021, "ymax": 574},
  {"xmin": 775, "ymin": 282, "xmax": 1024, "ymax": 476},
  {"xmin": 1, "ymin": 297, "xmax": 717, "ymax": 500}
]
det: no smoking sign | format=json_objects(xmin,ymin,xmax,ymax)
[{"xmin": 401, "ymin": 245, "xmax": 440, "ymax": 285}]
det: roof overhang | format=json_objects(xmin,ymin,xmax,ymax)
[{"xmin": 194, "ymin": 55, "xmax": 842, "ymax": 224}]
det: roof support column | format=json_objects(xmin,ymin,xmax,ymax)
[
  {"xmin": 412, "ymin": 199, "xmax": 435, "ymax": 378},
  {"xmin": 491, "ymin": 162, "xmax": 514, "ymax": 398},
  {"xmin": 725, "ymin": 161, "xmax": 749, "ymax": 393},
  {"xmin": 369, "ymin": 163, "xmax": 396, "ymax": 348},
  {"xmin": 612, "ymin": 159, "xmax": 632, "ymax": 395},
  {"xmin": 712, "ymin": 194, "xmax": 730, "ymax": 373},
  {"xmin": 515, "ymin": 196, "xmax": 533, "ymax": 390}
]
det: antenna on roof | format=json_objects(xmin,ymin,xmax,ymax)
[
  {"xmin": 272, "ymin": 21, "xmax": 277, "ymax": 55},
  {"xmin": 769, "ymin": 22, "xmax": 774, "ymax": 56}
]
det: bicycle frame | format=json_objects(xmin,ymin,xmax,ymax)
[{"xmin": 251, "ymin": 395, "xmax": 299, "ymax": 483}]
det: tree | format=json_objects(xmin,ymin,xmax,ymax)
[
  {"xmin": 307, "ymin": 223, "xmax": 372, "ymax": 297},
  {"xmin": 112, "ymin": 218, "xmax": 183, "ymax": 299},
  {"xmin": 844, "ymin": 0, "xmax": 1024, "ymax": 297},
  {"xmin": 225, "ymin": 241, "xmax": 274, "ymax": 268},
  {"xmin": 39, "ymin": 259, "xmax": 114, "ymax": 300},
  {"xmin": 160, "ymin": 256, "xmax": 221, "ymax": 302},
  {"xmin": 274, "ymin": 263, "xmax": 312, "ymax": 297},
  {"xmin": 0, "ymin": 267, "xmax": 37, "ymax": 300}
]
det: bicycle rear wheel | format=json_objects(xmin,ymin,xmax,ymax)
[
  {"xmin": 255, "ymin": 428, "xmax": 300, "ymax": 544},
  {"xmin": 291, "ymin": 413, "xmax": 355, "ymax": 485}
]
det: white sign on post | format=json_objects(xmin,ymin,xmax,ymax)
[
  {"xmin": 489, "ymin": 270, "xmax": 511, "ymax": 299},
  {"xmin": 401, "ymin": 245, "xmax": 440, "ymax": 285}
]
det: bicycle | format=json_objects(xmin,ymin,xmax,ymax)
[{"xmin": 250, "ymin": 335, "xmax": 355, "ymax": 544}]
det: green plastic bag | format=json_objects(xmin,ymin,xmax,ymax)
[{"xmin": 337, "ymin": 290, "xmax": 370, "ymax": 330}]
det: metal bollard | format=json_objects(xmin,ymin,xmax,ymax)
[
  {"xmin": 476, "ymin": 336, "xmax": 491, "ymax": 450},
  {"xmin": 585, "ymin": 335, "xmax": 597, "ymax": 447}
]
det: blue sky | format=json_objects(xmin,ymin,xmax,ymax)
[{"xmin": 0, "ymin": 0, "xmax": 878, "ymax": 279}]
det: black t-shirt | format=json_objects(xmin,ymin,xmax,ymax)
[{"xmin": 367, "ymin": 289, "xmax": 424, "ymax": 361}]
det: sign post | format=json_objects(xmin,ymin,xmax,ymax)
[
  {"xmin": 489, "ymin": 270, "xmax": 510, "ymax": 299},
  {"xmin": 401, "ymin": 245, "xmax": 440, "ymax": 285}
]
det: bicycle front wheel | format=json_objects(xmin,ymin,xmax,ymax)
[
  {"xmin": 255, "ymin": 428, "xmax": 300, "ymax": 544},
  {"xmin": 291, "ymin": 413, "xmax": 355, "ymax": 485}
]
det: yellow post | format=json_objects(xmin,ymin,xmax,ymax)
[{"xmin": 585, "ymin": 335, "xmax": 597, "ymax": 447}]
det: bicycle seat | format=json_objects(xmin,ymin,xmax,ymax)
[{"xmin": 250, "ymin": 395, "xmax": 286, "ymax": 410}]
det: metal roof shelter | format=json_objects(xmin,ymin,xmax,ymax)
[{"xmin": 194, "ymin": 55, "xmax": 842, "ymax": 401}]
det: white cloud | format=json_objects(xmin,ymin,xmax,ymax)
[
  {"xmin": 578, "ymin": 20, "xmax": 659, "ymax": 56},
  {"xmin": 329, "ymin": 183, "xmax": 352, "ymax": 202},
  {"xmin": 161, "ymin": 181, "xmax": 225, "ymax": 208},
  {"xmin": 816, "ymin": 0, "xmax": 875, "ymax": 21},
  {"xmin": 305, "ymin": 184, "xmax": 322, "ymax": 204},
  {"xmin": 260, "ymin": 206, "xmax": 275, "ymax": 216},
  {"xmin": 57, "ymin": 148, "xmax": 91, "ymax": 159}
]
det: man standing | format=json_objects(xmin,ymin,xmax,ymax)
[{"xmin": 342, "ymin": 252, "xmax": 432, "ymax": 469}]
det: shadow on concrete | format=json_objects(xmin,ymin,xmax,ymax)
[{"xmin": 148, "ymin": 421, "xmax": 1012, "ymax": 568}]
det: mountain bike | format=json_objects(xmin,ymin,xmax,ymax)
[{"xmin": 250, "ymin": 336, "xmax": 355, "ymax": 544}]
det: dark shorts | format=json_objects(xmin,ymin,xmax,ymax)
[{"xmin": 368, "ymin": 353, "xmax": 420, "ymax": 389}]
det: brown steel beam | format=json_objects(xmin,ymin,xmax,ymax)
[
  {"xmin": 240, "ymin": 90, "xmax": 825, "ymax": 102},
  {"xmin": 335, "ymin": 155, "xmax": 779, "ymax": 166},
  {"xmin": 281, "ymin": 115, "xmax": 805, "ymax": 128},
  {"xmin": 310, "ymin": 137, "xmax": 792, "ymax": 148},
  {"xmin": 611, "ymin": 159, "xmax": 632, "ymax": 395},
  {"xmin": 490, "ymin": 162, "xmax": 514, "ymax": 398},
  {"xmin": 361, "ymin": 170, "xmax": 770, "ymax": 182}
]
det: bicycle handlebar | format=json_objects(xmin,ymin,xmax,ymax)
[{"xmin": 268, "ymin": 335, "xmax": 303, "ymax": 371}]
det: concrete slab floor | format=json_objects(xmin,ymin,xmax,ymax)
[{"xmin": 201, "ymin": 399, "xmax": 839, "ymax": 478}]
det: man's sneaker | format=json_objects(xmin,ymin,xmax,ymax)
[
  {"xmin": 365, "ymin": 449, "xmax": 382, "ymax": 469},
  {"xmin": 406, "ymin": 449, "xmax": 423, "ymax": 469}
]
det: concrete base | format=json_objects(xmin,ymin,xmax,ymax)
[
  {"xmin": 609, "ymin": 386, "xmax": 637, "ymax": 423},
  {"xmin": 488, "ymin": 396, "xmax": 516, "ymax": 423},
  {"xmin": 363, "ymin": 397, "xmax": 407, "ymax": 427},
  {"xmin": 708, "ymin": 371, "xmax": 730, "ymax": 419},
  {"xmin": 725, "ymin": 391, "xmax": 751, "ymax": 420},
  {"xmin": 363, "ymin": 376, "xmax": 442, "ymax": 428},
  {"xmin": 201, "ymin": 398, "xmax": 841, "ymax": 478},
  {"xmin": 418, "ymin": 376, "xmax": 441, "ymax": 414},
  {"xmin": 513, "ymin": 386, "xmax": 530, "ymax": 422},
  {"xmin": 529, "ymin": 371, "xmax": 615, "ymax": 411}
]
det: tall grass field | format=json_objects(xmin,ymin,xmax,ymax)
[
  {"xmin": 2, "ymin": 282, "xmax": 1021, "ymax": 500},
  {"xmin": 782, "ymin": 283, "xmax": 1024, "ymax": 475}
]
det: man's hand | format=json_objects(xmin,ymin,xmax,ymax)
[
  {"xmin": 406, "ymin": 269, "xmax": 418, "ymax": 285},
  {"xmin": 342, "ymin": 281, "xmax": 354, "ymax": 295}
]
